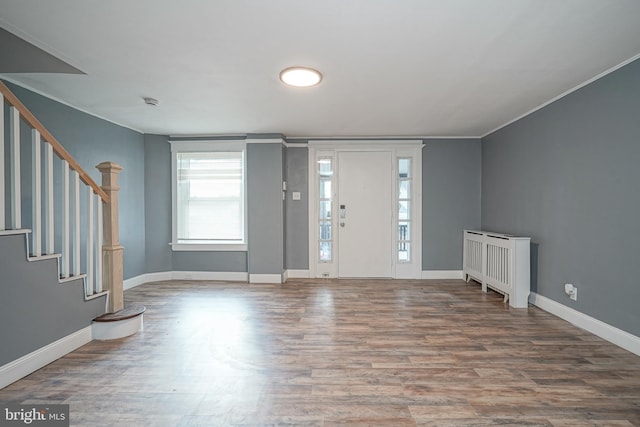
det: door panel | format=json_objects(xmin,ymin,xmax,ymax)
[{"xmin": 337, "ymin": 151, "xmax": 393, "ymax": 277}]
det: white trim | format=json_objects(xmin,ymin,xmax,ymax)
[
  {"xmin": 529, "ymin": 292, "xmax": 640, "ymax": 357},
  {"xmin": 296, "ymin": 136, "xmax": 477, "ymax": 140},
  {"xmin": 93, "ymin": 315, "xmax": 143, "ymax": 340},
  {"xmin": 123, "ymin": 271, "xmax": 172, "ymax": 290},
  {"xmin": 27, "ymin": 253, "xmax": 61, "ymax": 262},
  {"xmin": 282, "ymin": 270, "xmax": 289, "ymax": 283},
  {"xmin": 0, "ymin": 228, "xmax": 30, "ymax": 236},
  {"xmin": 309, "ymin": 140, "xmax": 423, "ymax": 150},
  {"xmin": 170, "ymin": 141, "xmax": 248, "ymax": 252},
  {"xmin": 173, "ymin": 271, "xmax": 248, "ymax": 282},
  {"xmin": 170, "ymin": 243, "xmax": 248, "ymax": 252},
  {"xmin": 421, "ymin": 270, "xmax": 464, "ymax": 280},
  {"xmin": 286, "ymin": 269, "xmax": 310, "ymax": 279},
  {"xmin": 169, "ymin": 140, "xmax": 246, "ymax": 151},
  {"xmin": 123, "ymin": 271, "xmax": 249, "ymax": 289},
  {"xmin": 249, "ymin": 273, "xmax": 283, "ymax": 284},
  {"xmin": 483, "ymin": 52, "xmax": 640, "ymax": 138},
  {"xmin": 169, "ymin": 133, "xmax": 247, "ymax": 139},
  {"xmin": 0, "ymin": 326, "xmax": 92, "ymax": 389},
  {"xmin": 245, "ymin": 138, "xmax": 285, "ymax": 144}
]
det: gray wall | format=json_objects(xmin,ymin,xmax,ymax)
[
  {"xmin": 482, "ymin": 58, "xmax": 640, "ymax": 336},
  {"xmin": 285, "ymin": 146, "xmax": 309, "ymax": 269},
  {"xmin": 422, "ymin": 139, "xmax": 482, "ymax": 270},
  {"xmin": 4, "ymin": 81, "xmax": 146, "ymax": 279},
  {"xmin": 247, "ymin": 143, "xmax": 285, "ymax": 275},
  {"xmin": 143, "ymin": 134, "xmax": 172, "ymax": 273},
  {"xmin": 0, "ymin": 233, "xmax": 106, "ymax": 365}
]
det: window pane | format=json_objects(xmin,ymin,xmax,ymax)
[
  {"xmin": 320, "ymin": 179, "xmax": 332, "ymax": 199},
  {"xmin": 399, "ymin": 180, "xmax": 410, "ymax": 199},
  {"xmin": 398, "ymin": 242, "xmax": 411, "ymax": 262},
  {"xmin": 320, "ymin": 200, "xmax": 332, "ymax": 219},
  {"xmin": 185, "ymin": 200, "xmax": 242, "ymax": 240},
  {"xmin": 399, "ymin": 158, "xmax": 411, "ymax": 178},
  {"xmin": 399, "ymin": 201, "xmax": 410, "ymax": 220},
  {"xmin": 320, "ymin": 242, "xmax": 332, "ymax": 261},
  {"xmin": 176, "ymin": 151, "xmax": 244, "ymax": 242},
  {"xmin": 320, "ymin": 221, "xmax": 332, "ymax": 240},
  {"xmin": 318, "ymin": 159, "xmax": 333, "ymax": 177}
]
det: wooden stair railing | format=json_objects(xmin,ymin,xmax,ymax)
[{"xmin": 0, "ymin": 80, "xmax": 124, "ymax": 313}]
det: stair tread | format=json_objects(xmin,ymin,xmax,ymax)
[{"xmin": 94, "ymin": 305, "xmax": 146, "ymax": 322}]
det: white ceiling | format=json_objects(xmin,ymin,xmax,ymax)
[{"xmin": 1, "ymin": 0, "xmax": 640, "ymax": 138}]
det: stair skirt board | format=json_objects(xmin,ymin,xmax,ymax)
[{"xmin": 0, "ymin": 326, "xmax": 93, "ymax": 389}]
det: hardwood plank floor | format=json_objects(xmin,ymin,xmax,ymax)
[{"xmin": 1, "ymin": 279, "xmax": 639, "ymax": 426}]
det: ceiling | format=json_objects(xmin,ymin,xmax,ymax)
[{"xmin": 1, "ymin": 0, "xmax": 640, "ymax": 138}]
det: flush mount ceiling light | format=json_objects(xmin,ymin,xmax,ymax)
[{"xmin": 279, "ymin": 67, "xmax": 322, "ymax": 87}]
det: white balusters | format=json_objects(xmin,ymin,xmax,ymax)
[
  {"xmin": 1, "ymin": 82, "xmax": 109, "ymax": 299},
  {"xmin": 0, "ymin": 93, "xmax": 4, "ymax": 231},
  {"xmin": 61, "ymin": 160, "xmax": 70, "ymax": 278},
  {"xmin": 96, "ymin": 193, "xmax": 103, "ymax": 293},
  {"xmin": 86, "ymin": 187, "xmax": 94, "ymax": 295},
  {"xmin": 31, "ymin": 129, "xmax": 42, "ymax": 256},
  {"xmin": 72, "ymin": 170, "xmax": 81, "ymax": 277},
  {"xmin": 9, "ymin": 106, "xmax": 21, "ymax": 229},
  {"xmin": 43, "ymin": 143, "xmax": 54, "ymax": 254}
]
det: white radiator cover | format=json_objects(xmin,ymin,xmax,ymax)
[{"xmin": 463, "ymin": 230, "xmax": 531, "ymax": 308}]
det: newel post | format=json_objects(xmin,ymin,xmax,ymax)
[{"xmin": 97, "ymin": 161, "xmax": 124, "ymax": 313}]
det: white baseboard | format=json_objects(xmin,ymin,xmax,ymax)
[
  {"xmin": 529, "ymin": 292, "xmax": 640, "ymax": 357},
  {"xmin": 0, "ymin": 326, "xmax": 92, "ymax": 389},
  {"xmin": 249, "ymin": 273, "xmax": 283, "ymax": 283},
  {"xmin": 124, "ymin": 271, "xmax": 249, "ymax": 290},
  {"xmin": 286, "ymin": 269, "xmax": 310, "ymax": 279},
  {"xmin": 172, "ymin": 271, "xmax": 248, "ymax": 282},
  {"xmin": 124, "ymin": 272, "xmax": 172, "ymax": 290},
  {"xmin": 421, "ymin": 270, "xmax": 464, "ymax": 280}
]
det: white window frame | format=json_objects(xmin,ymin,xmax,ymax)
[{"xmin": 170, "ymin": 140, "xmax": 248, "ymax": 251}]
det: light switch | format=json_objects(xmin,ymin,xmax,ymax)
[{"xmin": 292, "ymin": 191, "xmax": 301, "ymax": 201}]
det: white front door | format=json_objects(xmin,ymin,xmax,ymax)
[{"xmin": 337, "ymin": 151, "xmax": 393, "ymax": 277}]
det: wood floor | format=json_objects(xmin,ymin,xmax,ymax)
[{"xmin": 2, "ymin": 279, "xmax": 639, "ymax": 426}]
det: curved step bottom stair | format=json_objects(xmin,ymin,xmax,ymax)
[{"xmin": 92, "ymin": 305, "xmax": 146, "ymax": 340}]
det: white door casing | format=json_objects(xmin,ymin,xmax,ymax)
[{"xmin": 308, "ymin": 141, "xmax": 423, "ymax": 279}]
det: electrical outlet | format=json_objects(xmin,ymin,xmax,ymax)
[{"xmin": 564, "ymin": 283, "xmax": 577, "ymax": 301}]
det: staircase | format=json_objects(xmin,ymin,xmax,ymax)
[{"xmin": 0, "ymin": 81, "xmax": 131, "ymax": 388}]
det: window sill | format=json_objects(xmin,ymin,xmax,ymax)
[{"xmin": 170, "ymin": 243, "xmax": 248, "ymax": 252}]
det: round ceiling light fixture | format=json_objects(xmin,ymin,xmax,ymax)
[{"xmin": 279, "ymin": 66, "xmax": 322, "ymax": 87}]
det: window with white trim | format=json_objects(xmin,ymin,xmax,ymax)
[
  {"xmin": 171, "ymin": 141, "xmax": 247, "ymax": 251},
  {"xmin": 398, "ymin": 157, "xmax": 411, "ymax": 262},
  {"xmin": 317, "ymin": 157, "xmax": 333, "ymax": 262}
]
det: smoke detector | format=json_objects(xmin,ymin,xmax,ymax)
[{"xmin": 143, "ymin": 97, "xmax": 159, "ymax": 106}]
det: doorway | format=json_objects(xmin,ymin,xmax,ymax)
[{"xmin": 308, "ymin": 141, "xmax": 423, "ymax": 279}]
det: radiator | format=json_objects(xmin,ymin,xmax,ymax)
[{"xmin": 463, "ymin": 230, "xmax": 531, "ymax": 308}]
